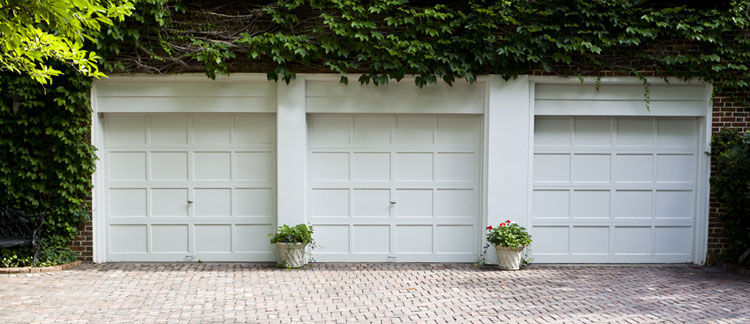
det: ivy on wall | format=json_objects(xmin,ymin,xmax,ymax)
[
  {"xmin": 0, "ymin": 68, "xmax": 96, "ymax": 266},
  {"xmin": 100, "ymin": 0, "xmax": 749, "ymax": 94},
  {"xmin": 711, "ymin": 129, "xmax": 750, "ymax": 264}
]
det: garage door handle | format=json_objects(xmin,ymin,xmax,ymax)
[
  {"xmin": 390, "ymin": 201, "xmax": 397, "ymax": 205},
  {"xmin": 187, "ymin": 200, "xmax": 194, "ymax": 204}
]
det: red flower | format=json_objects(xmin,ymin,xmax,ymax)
[
  {"xmin": 486, "ymin": 226, "xmax": 493, "ymax": 230},
  {"xmin": 499, "ymin": 223, "xmax": 505, "ymax": 227},
  {"xmin": 506, "ymin": 220, "xmax": 511, "ymax": 224}
]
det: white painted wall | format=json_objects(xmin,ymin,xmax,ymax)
[
  {"xmin": 91, "ymin": 74, "xmax": 710, "ymax": 264},
  {"xmin": 276, "ymin": 77, "xmax": 307, "ymax": 226}
]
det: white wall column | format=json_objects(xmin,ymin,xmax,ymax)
[
  {"xmin": 276, "ymin": 77, "xmax": 307, "ymax": 226},
  {"xmin": 484, "ymin": 75, "xmax": 532, "ymax": 263}
]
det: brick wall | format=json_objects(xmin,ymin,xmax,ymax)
[
  {"xmin": 71, "ymin": 219, "xmax": 93, "ymax": 261},
  {"xmin": 706, "ymin": 91, "xmax": 750, "ymax": 263}
]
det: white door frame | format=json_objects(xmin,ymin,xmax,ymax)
[
  {"xmin": 91, "ymin": 73, "xmax": 711, "ymax": 264},
  {"xmin": 526, "ymin": 76, "xmax": 712, "ymax": 264}
]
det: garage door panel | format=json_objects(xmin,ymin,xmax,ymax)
[
  {"xmin": 534, "ymin": 154, "xmax": 570, "ymax": 182},
  {"xmin": 353, "ymin": 153, "xmax": 390, "ymax": 180},
  {"xmin": 234, "ymin": 188, "xmax": 273, "ymax": 216},
  {"xmin": 574, "ymin": 118, "xmax": 612, "ymax": 147},
  {"xmin": 353, "ymin": 116, "xmax": 392, "ymax": 145},
  {"xmin": 311, "ymin": 189, "xmax": 349, "ymax": 217},
  {"xmin": 395, "ymin": 189, "xmax": 433, "ymax": 217},
  {"xmin": 570, "ymin": 226, "xmax": 610, "ymax": 254},
  {"xmin": 352, "ymin": 189, "xmax": 390, "ymax": 217},
  {"xmin": 151, "ymin": 152, "xmax": 188, "ymax": 180},
  {"xmin": 654, "ymin": 227, "xmax": 693, "ymax": 254},
  {"xmin": 655, "ymin": 191, "xmax": 694, "ymax": 219},
  {"xmin": 616, "ymin": 118, "xmax": 654, "ymax": 146},
  {"xmin": 532, "ymin": 190, "xmax": 570, "ymax": 219},
  {"xmin": 314, "ymin": 225, "xmax": 350, "ymax": 254},
  {"xmin": 657, "ymin": 119, "xmax": 696, "ymax": 147},
  {"xmin": 109, "ymin": 225, "xmax": 148, "ymax": 253},
  {"xmin": 396, "ymin": 153, "xmax": 433, "ymax": 181},
  {"xmin": 311, "ymin": 152, "xmax": 349, "ymax": 181},
  {"xmin": 395, "ymin": 116, "xmax": 435, "ymax": 145},
  {"xmin": 656, "ymin": 154, "xmax": 695, "ymax": 182},
  {"xmin": 151, "ymin": 225, "xmax": 189, "ymax": 253},
  {"xmin": 234, "ymin": 115, "xmax": 275, "ymax": 144},
  {"xmin": 109, "ymin": 152, "xmax": 147, "ymax": 180},
  {"xmin": 105, "ymin": 115, "xmax": 147, "ymax": 146},
  {"xmin": 193, "ymin": 116, "xmax": 232, "ymax": 145},
  {"xmin": 234, "ymin": 152, "xmax": 273, "ymax": 181},
  {"xmin": 533, "ymin": 116, "xmax": 698, "ymax": 263},
  {"xmin": 436, "ymin": 153, "xmax": 474, "ymax": 181},
  {"xmin": 150, "ymin": 115, "xmax": 188, "ymax": 145},
  {"xmin": 571, "ymin": 190, "xmax": 609, "ymax": 219},
  {"xmin": 613, "ymin": 190, "xmax": 652, "ymax": 219},
  {"xmin": 109, "ymin": 188, "xmax": 147, "ymax": 217},
  {"xmin": 571, "ymin": 154, "xmax": 610, "ymax": 183},
  {"xmin": 235, "ymin": 224, "xmax": 274, "ymax": 253},
  {"xmin": 352, "ymin": 225, "xmax": 390, "ymax": 253},
  {"xmin": 105, "ymin": 113, "xmax": 275, "ymax": 261},
  {"xmin": 614, "ymin": 154, "xmax": 653, "ymax": 183},
  {"xmin": 436, "ymin": 117, "xmax": 481, "ymax": 145},
  {"xmin": 614, "ymin": 227, "xmax": 651, "ymax": 254},
  {"xmin": 194, "ymin": 225, "xmax": 231, "ymax": 252},
  {"xmin": 309, "ymin": 115, "xmax": 352, "ymax": 146},
  {"xmin": 310, "ymin": 114, "xmax": 480, "ymax": 262},
  {"xmin": 194, "ymin": 152, "xmax": 231, "ymax": 180},
  {"xmin": 436, "ymin": 226, "xmax": 475, "ymax": 254}
]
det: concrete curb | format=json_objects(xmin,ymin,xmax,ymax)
[{"xmin": 0, "ymin": 260, "xmax": 82, "ymax": 274}]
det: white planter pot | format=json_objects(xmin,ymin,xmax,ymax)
[
  {"xmin": 276, "ymin": 243, "xmax": 308, "ymax": 268},
  {"xmin": 495, "ymin": 245, "xmax": 525, "ymax": 270}
]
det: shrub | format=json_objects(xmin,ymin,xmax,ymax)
[
  {"xmin": 710, "ymin": 129, "xmax": 750, "ymax": 264},
  {"xmin": 269, "ymin": 224, "xmax": 315, "ymax": 244}
]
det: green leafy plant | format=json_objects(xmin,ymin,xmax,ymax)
[
  {"xmin": 0, "ymin": 66, "xmax": 95, "ymax": 267},
  {"xmin": 710, "ymin": 129, "xmax": 750, "ymax": 264},
  {"xmin": 485, "ymin": 221, "xmax": 532, "ymax": 248},
  {"xmin": 0, "ymin": 0, "xmax": 134, "ymax": 83},
  {"xmin": 269, "ymin": 224, "xmax": 316, "ymax": 244},
  {"xmin": 97, "ymin": 0, "xmax": 750, "ymax": 102}
]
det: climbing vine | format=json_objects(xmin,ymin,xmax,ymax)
[{"xmin": 98, "ymin": 0, "xmax": 749, "ymax": 95}]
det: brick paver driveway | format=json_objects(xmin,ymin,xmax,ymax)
[{"xmin": 1, "ymin": 263, "xmax": 749, "ymax": 324}]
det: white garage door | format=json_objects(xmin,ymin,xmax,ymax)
[
  {"xmin": 308, "ymin": 115, "xmax": 482, "ymax": 262},
  {"xmin": 532, "ymin": 117, "xmax": 699, "ymax": 263},
  {"xmin": 104, "ymin": 113, "xmax": 275, "ymax": 261}
]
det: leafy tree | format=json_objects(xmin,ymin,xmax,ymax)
[{"xmin": 0, "ymin": 0, "xmax": 133, "ymax": 83}]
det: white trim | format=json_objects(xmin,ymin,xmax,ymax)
[
  {"xmin": 694, "ymin": 84, "xmax": 713, "ymax": 264},
  {"xmin": 91, "ymin": 83, "xmax": 107, "ymax": 263},
  {"xmin": 529, "ymin": 75, "xmax": 707, "ymax": 86}
]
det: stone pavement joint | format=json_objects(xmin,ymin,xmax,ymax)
[{"xmin": 1, "ymin": 263, "xmax": 749, "ymax": 323}]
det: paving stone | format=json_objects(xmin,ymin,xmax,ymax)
[{"xmin": 0, "ymin": 264, "xmax": 749, "ymax": 323}]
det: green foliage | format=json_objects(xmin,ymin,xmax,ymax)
[
  {"xmin": 0, "ymin": 67, "xmax": 96, "ymax": 266},
  {"xmin": 710, "ymin": 129, "xmax": 750, "ymax": 263},
  {"xmin": 101, "ymin": 0, "xmax": 750, "ymax": 97},
  {"xmin": 269, "ymin": 224, "xmax": 315, "ymax": 244},
  {"xmin": 0, "ymin": 0, "xmax": 134, "ymax": 83},
  {"xmin": 485, "ymin": 221, "xmax": 532, "ymax": 248}
]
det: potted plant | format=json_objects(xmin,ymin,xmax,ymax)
[
  {"xmin": 484, "ymin": 220, "xmax": 532, "ymax": 270},
  {"xmin": 269, "ymin": 224, "xmax": 316, "ymax": 268}
]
